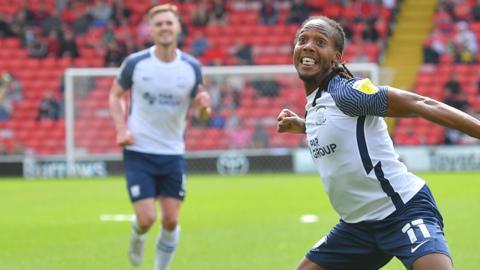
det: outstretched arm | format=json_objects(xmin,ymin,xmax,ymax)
[
  {"xmin": 277, "ymin": 108, "xmax": 306, "ymax": 134},
  {"xmin": 386, "ymin": 87, "xmax": 480, "ymax": 139},
  {"xmin": 109, "ymin": 80, "xmax": 134, "ymax": 146}
]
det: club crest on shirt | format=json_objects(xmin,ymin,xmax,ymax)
[
  {"xmin": 176, "ymin": 76, "xmax": 188, "ymax": 89},
  {"xmin": 306, "ymin": 105, "xmax": 326, "ymax": 126},
  {"xmin": 352, "ymin": 78, "xmax": 378, "ymax": 94}
]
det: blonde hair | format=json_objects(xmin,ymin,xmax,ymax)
[{"xmin": 148, "ymin": 4, "xmax": 179, "ymax": 21}]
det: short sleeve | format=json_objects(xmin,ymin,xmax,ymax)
[
  {"xmin": 116, "ymin": 50, "xmax": 150, "ymax": 90},
  {"xmin": 117, "ymin": 56, "xmax": 135, "ymax": 90},
  {"xmin": 330, "ymin": 78, "xmax": 388, "ymax": 117},
  {"xmin": 181, "ymin": 53, "xmax": 203, "ymax": 98}
]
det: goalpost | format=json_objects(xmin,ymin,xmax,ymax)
[{"xmin": 64, "ymin": 63, "xmax": 379, "ymax": 177}]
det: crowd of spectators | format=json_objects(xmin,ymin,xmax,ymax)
[
  {"xmin": 0, "ymin": 0, "xmax": 399, "ymax": 152},
  {"xmin": 423, "ymin": 0, "xmax": 479, "ymax": 65},
  {"xmin": 420, "ymin": 0, "xmax": 480, "ymax": 145},
  {"xmin": 0, "ymin": 0, "xmax": 398, "ymax": 68}
]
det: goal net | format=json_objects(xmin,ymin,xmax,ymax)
[{"xmin": 63, "ymin": 63, "xmax": 379, "ymax": 176}]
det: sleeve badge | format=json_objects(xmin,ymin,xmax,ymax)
[{"xmin": 352, "ymin": 78, "xmax": 378, "ymax": 94}]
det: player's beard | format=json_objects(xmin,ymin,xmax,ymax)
[{"xmin": 297, "ymin": 64, "xmax": 330, "ymax": 85}]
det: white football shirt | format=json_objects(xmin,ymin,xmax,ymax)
[
  {"xmin": 305, "ymin": 74, "xmax": 425, "ymax": 223},
  {"xmin": 117, "ymin": 46, "xmax": 202, "ymax": 155}
]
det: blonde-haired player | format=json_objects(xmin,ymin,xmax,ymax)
[{"xmin": 109, "ymin": 4, "xmax": 211, "ymax": 269}]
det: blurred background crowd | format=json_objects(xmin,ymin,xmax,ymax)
[{"xmin": 0, "ymin": 0, "xmax": 479, "ymax": 157}]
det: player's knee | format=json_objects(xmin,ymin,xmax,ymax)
[
  {"xmin": 161, "ymin": 216, "xmax": 178, "ymax": 231},
  {"xmin": 295, "ymin": 258, "xmax": 326, "ymax": 270},
  {"xmin": 137, "ymin": 212, "xmax": 157, "ymax": 230},
  {"xmin": 412, "ymin": 253, "xmax": 453, "ymax": 270}
]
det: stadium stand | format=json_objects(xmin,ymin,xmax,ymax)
[
  {"xmin": 0, "ymin": 0, "xmax": 396, "ymax": 155},
  {"xmin": 394, "ymin": 0, "xmax": 480, "ymax": 145}
]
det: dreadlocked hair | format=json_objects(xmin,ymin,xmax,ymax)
[
  {"xmin": 333, "ymin": 62, "xmax": 354, "ymax": 79},
  {"xmin": 297, "ymin": 16, "xmax": 355, "ymax": 79}
]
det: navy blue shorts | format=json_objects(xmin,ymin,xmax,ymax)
[
  {"xmin": 306, "ymin": 184, "xmax": 451, "ymax": 270},
  {"xmin": 123, "ymin": 149, "xmax": 186, "ymax": 202}
]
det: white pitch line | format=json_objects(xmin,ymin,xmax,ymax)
[
  {"xmin": 300, "ymin": 214, "xmax": 319, "ymax": 223},
  {"xmin": 100, "ymin": 214, "xmax": 133, "ymax": 222}
]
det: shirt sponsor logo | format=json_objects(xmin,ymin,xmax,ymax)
[{"xmin": 309, "ymin": 138, "xmax": 337, "ymax": 159}]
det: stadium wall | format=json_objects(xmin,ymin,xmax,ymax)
[{"xmin": 1, "ymin": 145, "xmax": 480, "ymax": 178}]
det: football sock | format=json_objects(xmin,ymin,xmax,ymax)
[
  {"xmin": 154, "ymin": 225, "xmax": 180, "ymax": 270},
  {"xmin": 132, "ymin": 215, "xmax": 147, "ymax": 235}
]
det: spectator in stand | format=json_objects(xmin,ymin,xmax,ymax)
[
  {"xmin": 287, "ymin": 0, "xmax": 310, "ymax": 24},
  {"xmin": 444, "ymin": 73, "xmax": 461, "ymax": 94},
  {"xmin": 41, "ymin": 9, "xmax": 63, "ymax": 36},
  {"xmin": 27, "ymin": 33, "xmax": 48, "ymax": 58},
  {"xmin": 136, "ymin": 15, "xmax": 150, "ymax": 46},
  {"xmin": 71, "ymin": 9, "xmax": 93, "ymax": 35},
  {"xmin": 208, "ymin": 108, "xmax": 226, "ymax": 129},
  {"xmin": 423, "ymin": 28, "xmax": 448, "ymax": 64},
  {"xmin": 251, "ymin": 121, "xmax": 270, "ymax": 148},
  {"xmin": 110, "ymin": 0, "xmax": 132, "ymax": 26},
  {"xmin": 453, "ymin": 21, "xmax": 477, "ymax": 64},
  {"xmin": 226, "ymin": 118, "xmax": 252, "ymax": 149},
  {"xmin": 10, "ymin": 12, "xmax": 29, "ymax": 44},
  {"xmin": 357, "ymin": 0, "xmax": 381, "ymax": 25},
  {"xmin": 375, "ymin": 16, "xmax": 389, "ymax": 39},
  {"xmin": 0, "ymin": 72, "xmax": 22, "ymax": 121},
  {"xmin": 219, "ymin": 84, "xmax": 240, "ymax": 110},
  {"xmin": 46, "ymin": 30, "xmax": 62, "ymax": 58},
  {"xmin": 362, "ymin": 21, "xmax": 380, "ymax": 44},
  {"xmin": 36, "ymin": 90, "xmax": 61, "ymax": 121},
  {"xmin": 472, "ymin": 0, "xmax": 480, "ymax": 21},
  {"xmin": 190, "ymin": 31, "xmax": 209, "ymax": 57},
  {"xmin": 208, "ymin": 0, "xmax": 228, "ymax": 26},
  {"xmin": 55, "ymin": 0, "xmax": 68, "ymax": 11},
  {"xmin": 121, "ymin": 35, "xmax": 139, "ymax": 56},
  {"xmin": 443, "ymin": 76, "xmax": 472, "ymax": 144},
  {"xmin": 0, "ymin": 14, "xmax": 15, "ymax": 37},
  {"xmin": 104, "ymin": 40, "xmax": 126, "ymax": 67},
  {"xmin": 251, "ymin": 78, "xmax": 280, "ymax": 97},
  {"xmin": 208, "ymin": 80, "xmax": 222, "ymax": 110},
  {"xmin": 452, "ymin": 0, "xmax": 470, "ymax": 22},
  {"xmin": 232, "ymin": 40, "xmax": 254, "ymax": 65},
  {"xmin": 18, "ymin": 2, "xmax": 35, "ymax": 25},
  {"xmin": 89, "ymin": 0, "xmax": 112, "ymax": 28},
  {"xmin": 59, "ymin": 30, "xmax": 79, "ymax": 58},
  {"xmin": 443, "ymin": 86, "xmax": 470, "ymax": 114},
  {"xmin": 259, "ymin": 0, "xmax": 278, "ymax": 25},
  {"xmin": 191, "ymin": 0, "xmax": 209, "ymax": 27},
  {"xmin": 178, "ymin": 19, "xmax": 189, "ymax": 49},
  {"xmin": 434, "ymin": 5, "xmax": 453, "ymax": 34},
  {"xmin": 339, "ymin": 18, "xmax": 353, "ymax": 42},
  {"xmin": 33, "ymin": 2, "xmax": 50, "ymax": 26},
  {"xmin": 61, "ymin": 1, "xmax": 78, "ymax": 24},
  {"xmin": 101, "ymin": 20, "xmax": 117, "ymax": 46},
  {"xmin": 225, "ymin": 110, "xmax": 240, "ymax": 130},
  {"xmin": 382, "ymin": 0, "xmax": 397, "ymax": 12}
]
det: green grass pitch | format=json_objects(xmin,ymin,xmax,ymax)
[{"xmin": 0, "ymin": 172, "xmax": 479, "ymax": 269}]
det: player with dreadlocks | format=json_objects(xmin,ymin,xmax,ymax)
[{"xmin": 277, "ymin": 16, "xmax": 480, "ymax": 270}]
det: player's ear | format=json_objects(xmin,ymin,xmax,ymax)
[{"xmin": 334, "ymin": 51, "xmax": 342, "ymax": 63}]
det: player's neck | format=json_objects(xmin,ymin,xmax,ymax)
[
  {"xmin": 154, "ymin": 45, "xmax": 177, "ymax": 62},
  {"xmin": 303, "ymin": 69, "xmax": 335, "ymax": 96}
]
